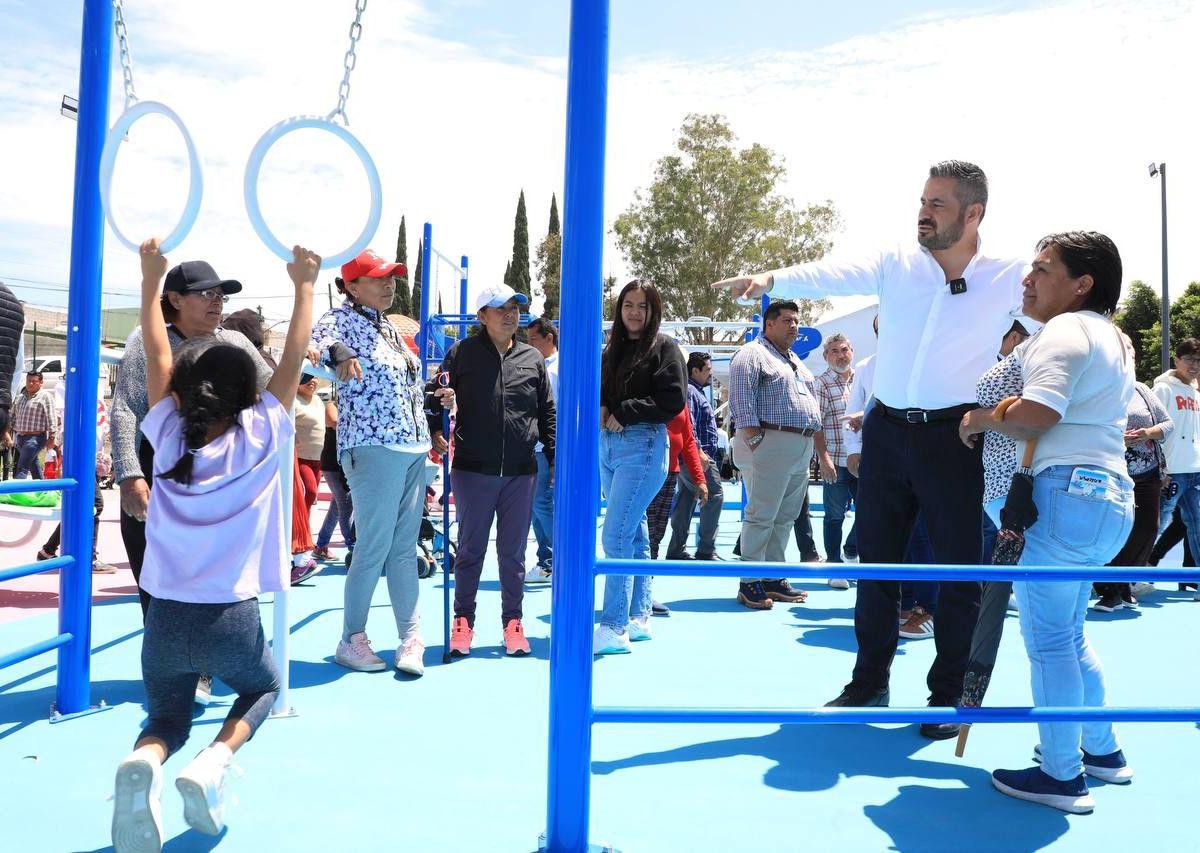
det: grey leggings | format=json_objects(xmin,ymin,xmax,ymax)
[{"xmin": 139, "ymin": 596, "xmax": 280, "ymax": 758}]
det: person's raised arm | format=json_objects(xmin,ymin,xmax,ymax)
[
  {"xmin": 267, "ymin": 246, "xmax": 320, "ymax": 410},
  {"xmin": 138, "ymin": 239, "xmax": 172, "ymax": 408},
  {"xmin": 712, "ymin": 253, "xmax": 886, "ymax": 301}
]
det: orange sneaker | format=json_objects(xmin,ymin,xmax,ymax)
[
  {"xmin": 449, "ymin": 617, "xmax": 474, "ymax": 657},
  {"xmin": 503, "ymin": 618, "xmax": 531, "ymax": 656}
]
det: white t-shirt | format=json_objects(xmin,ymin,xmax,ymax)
[
  {"xmin": 1017, "ymin": 311, "xmax": 1132, "ymax": 477},
  {"xmin": 140, "ymin": 390, "xmax": 293, "ymax": 603}
]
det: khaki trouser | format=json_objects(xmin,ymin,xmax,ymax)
[{"xmin": 734, "ymin": 430, "xmax": 813, "ymax": 582}]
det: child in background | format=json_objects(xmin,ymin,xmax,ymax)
[{"xmin": 110, "ymin": 238, "xmax": 317, "ymax": 851}]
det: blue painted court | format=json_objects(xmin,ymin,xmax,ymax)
[{"xmin": 2, "ymin": 487, "xmax": 1199, "ymax": 852}]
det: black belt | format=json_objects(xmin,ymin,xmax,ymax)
[
  {"xmin": 759, "ymin": 422, "xmax": 817, "ymax": 437},
  {"xmin": 876, "ymin": 403, "xmax": 973, "ymax": 424}
]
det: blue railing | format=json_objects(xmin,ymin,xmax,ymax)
[{"xmin": 0, "ymin": 0, "xmax": 109, "ymax": 718}]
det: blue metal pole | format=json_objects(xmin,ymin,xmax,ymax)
[
  {"xmin": 460, "ymin": 255, "xmax": 469, "ymax": 321},
  {"xmin": 418, "ymin": 222, "xmax": 433, "ymax": 372},
  {"xmin": 545, "ymin": 1, "xmax": 608, "ymax": 850},
  {"xmin": 590, "ymin": 705, "xmax": 1200, "ymax": 725},
  {"xmin": 57, "ymin": 0, "xmax": 111, "ymax": 715}
]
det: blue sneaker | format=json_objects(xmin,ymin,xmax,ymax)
[
  {"xmin": 992, "ymin": 766, "xmax": 1095, "ymax": 813},
  {"xmin": 1033, "ymin": 744, "xmax": 1133, "ymax": 784}
]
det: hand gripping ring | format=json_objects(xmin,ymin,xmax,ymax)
[
  {"xmin": 243, "ymin": 115, "xmax": 383, "ymax": 269},
  {"xmin": 99, "ymin": 100, "xmax": 204, "ymax": 254}
]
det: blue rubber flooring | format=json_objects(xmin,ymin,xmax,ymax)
[{"xmin": 2, "ymin": 489, "xmax": 1199, "ymax": 852}]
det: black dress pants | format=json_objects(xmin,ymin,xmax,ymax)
[{"xmin": 851, "ymin": 405, "xmax": 983, "ymax": 701}]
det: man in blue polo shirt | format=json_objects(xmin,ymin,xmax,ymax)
[{"xmin": 666, "ymin": 351, "xmax": 726, "ymax": 561}]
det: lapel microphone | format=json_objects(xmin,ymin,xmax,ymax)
[{"xmin": 949, "ymin": 278, "xmax": 967, "ymax": 295}]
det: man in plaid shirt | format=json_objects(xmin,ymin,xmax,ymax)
[
  {"xmin": 729, "ymin": 300, "xmax": 823, "ymax": 610},
  {"xmin": 11, "ymin": 370, "xmax": 55, "ymax": 479},
  {"xmin": 814, "ymin": 333, "xmax": 857, "ymax": 589}
]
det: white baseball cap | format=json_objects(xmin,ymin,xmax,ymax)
[{"xmin": 474, "ymin": 284, "xmax": 529, "ymax": 313}]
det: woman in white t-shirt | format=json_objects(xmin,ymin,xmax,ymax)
[
  {"xmin": 960, "ymin": 232, "xmax": 1135, "ymax": 815},
  {"xmin": 110, "ymin": 239, "xmax": 318, "ymax": 849}
]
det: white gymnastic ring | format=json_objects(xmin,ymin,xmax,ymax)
[
  {"xmin": 98, "ymin": 100, "xmax": 204, "ymax": 254},
  {"xmin": 243, "ymin": 115, "xmax": 383, "ymax": 269}
]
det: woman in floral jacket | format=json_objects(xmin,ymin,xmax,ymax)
[{"xmin": 311, "ymin": 249, "xmax": 435, "ymax": 678}]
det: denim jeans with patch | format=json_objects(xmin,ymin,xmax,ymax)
[{"xmin": 1014, "ymin": 464, "xmax": 1133, "ymax": 781}]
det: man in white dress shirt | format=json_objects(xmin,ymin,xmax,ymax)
[{"xmin": 715, "ymin": 161, "xmax": 1025, "ymax": 738}]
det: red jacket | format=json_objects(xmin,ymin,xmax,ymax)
[{"xmin": 668, "ymin": 406, "xmax": 705, "ymax": 483}]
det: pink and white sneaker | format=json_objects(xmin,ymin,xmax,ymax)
[
  {"xmin": 395, "ymin": 635, "xmax": 426, "ymax": 676},
  {"xmin": 335, "ymin": 632, "xmax": 386, "ymax": 672},
  {"xmin": 449, "ymin": 617, "xmax": 474, "ymax": 657}
]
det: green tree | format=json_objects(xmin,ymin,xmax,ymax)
[
  {"xmin": 1115, "ymin": 279, "xmax": 1162, "ymax": 382},
  {"xmin": 602, "ymin": 274, "xmax": 618, "ymax": 319},
  {"xmin": 412, "ymin": 238, "xmax": 424, "ymax": 320},
  {"xmin": 536, "ymin": 195, "xmax": 562, "ymax": 319},
  {"xmin": 390, "ymin": 216, "xmax": 412, "ymax": 315},
  {"xmin": 507, "ymin": 190, "xmax": 532, "ymax": 297},
  {"xmin": 548, "ymin": 193, "xmax": 560, "ymax": 236},
  {"xmin": 613, "ymin": 113, "xmax": 838, "ymax": 342}
]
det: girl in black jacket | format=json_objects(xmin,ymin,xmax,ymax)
[{"xmin": 594, "ymin": 280, "xmax": 687, "ymax": 655}]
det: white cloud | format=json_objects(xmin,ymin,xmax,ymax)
[{"xmin": 0, "ymin": 0, "xmax": 1196, "ymax": 326}]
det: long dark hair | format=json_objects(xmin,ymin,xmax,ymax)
[
  {"xmin": 602, "ymin": 279, "xmax": 663, "ymax": 388},
  {"xmin": 159, "ymin": 340, "xmax": 259, "ymax": 485}
]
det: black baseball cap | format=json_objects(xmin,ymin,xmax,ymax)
[{"xmin": 163, "ymin": 261, "xmax": 243, "ymax": 295}]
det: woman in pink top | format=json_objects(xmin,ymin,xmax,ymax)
[{"xmin": 110, "ymin": 239, "xmax": 317, "ymax": 851}]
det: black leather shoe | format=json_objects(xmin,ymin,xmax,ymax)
[
  {"xmin": 694, "ymin": 552, "xmax": 725, "ymax": 561},
  {"xmin": 825, "ymin": 684, "xmax": 890, "ymax": 707},
  {"xmin": 665, "ymin": 552, "xmax": 694, "ymax": 561},
  {"xmin": 920, "ymin": 697, "xmax": 961, "ymax": 740}
]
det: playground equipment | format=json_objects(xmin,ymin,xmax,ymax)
[{"xmin": 540, "ymin": 2, "xmax": 1200, "ymax": 851}]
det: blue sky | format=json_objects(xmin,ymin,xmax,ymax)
[
  {"xmin": 433, "ymin": 0, "xmax": 1036, "ymax": 62},
  {"xmin": 0, "ymin": 0, "xmax": 1195, "ymax": 322}
]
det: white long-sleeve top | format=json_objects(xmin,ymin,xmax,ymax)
[
  {"xmin": 843, "ymin": 355, "xmax": 876, "ymax": 457},
  {"xmin": 769, "ymin": 242, "xmax": 1027, "ymax": 410}
]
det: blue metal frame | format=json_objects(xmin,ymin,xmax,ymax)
[
  {"xmin": 543, "ymin": 1, "xmax": 1200, "ymax": 849},
  {"xmin": 0, "ymin": 0, "xmax": 107, "ymax": 716}
]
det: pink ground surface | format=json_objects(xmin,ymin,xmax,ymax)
[{"xmin": 0, "ymin": 484, "xmax": 334, "ymax": 625}]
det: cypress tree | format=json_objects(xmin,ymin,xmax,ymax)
[
  {"xmin": 509, "ymin": 190, "xmax": 532, "ymax": 297},
  {"xmin": 504, "ymin": 260, "xmax": 512, "ymax": 290},
  {"xmin": 413, "ymin": 238, "xmax": 424, "ymax": 320},
  {"xmin": 391, "ymin": 216, "xmax": 412, "ymax": 315},
  {"xmin": 548, "ymin": 193, "xmax": 560, "ymax": 236}
]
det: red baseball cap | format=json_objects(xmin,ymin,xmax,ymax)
[{"xmin": 340, "ymin": 249, "xmax": 406, "ymax": 282}]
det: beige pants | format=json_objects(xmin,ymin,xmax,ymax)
[{"xmin": 734, "ymin": 430, "xmax": 813, "ymax": 582}]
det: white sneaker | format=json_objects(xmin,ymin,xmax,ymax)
[
  {"xmin": 112, "ymin": 750, "xmax": 163, "ymax": 853},
  {"xmin": 395, "ymin": 635, "xmax": 426, "ymax": 676},
  {"xmin": 175, "ymin": 746, "xmax": 231, "ymax": 836},
  {"xmin": 526, "ymin": 566, "xmax": 553, "ymax": 584},
  {"xmin": 827, "ymin": 578, "xmax": 851, "ymax": 590},
  {"xmin": 593, "ymin": 624, "xmax": 631, "ymax": 655},
  {"xmin": 335, "ymin": 632, "xmax": 387, "ymax": 672},
  {"xmin": 1130, "ymin": 582, "xmax": 1155, "ymax": 598},
  {"xmin": 628, "ymin": 617, "xmax": 652, "ymax": 642}
]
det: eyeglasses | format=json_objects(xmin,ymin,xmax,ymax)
[{"xmin": 190, "ymin": 288, "xmax": 229, "ymax": 304}]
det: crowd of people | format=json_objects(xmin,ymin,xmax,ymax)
[{"xmin": 96, "ymin": 159, "xmax": 1198, "ymax": 850}]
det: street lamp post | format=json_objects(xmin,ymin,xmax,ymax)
[{"xmin": 1150, "ymin": 162, "xmax": 1168, "ymax": 373}]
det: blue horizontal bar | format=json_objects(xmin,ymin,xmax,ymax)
[
  {"xmin": 0, "ymin": 478, "xmax": 78, "ymax": 496},
  {"xmin": 591, "ymin": 705, "xmax": 1200, "ymax": 725},
  {"xmin": 0, "ymin": 556, "xmax": 74, "ymax": 583},
  {"xmin": 0, "ymin": 632, "xmax": 73, "ymax": 670},
  {"xmin": 595, "ymin": 559, "xmax": 1200, "ymax": 583}
]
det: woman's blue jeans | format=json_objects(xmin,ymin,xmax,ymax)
[
  {"xmin": 598, "ymin": 424, "xmax": 668, "ymax": 632},
  {"xmin": 1014, "ymin": 464, "xmax": 1134, "ymax": 781}
]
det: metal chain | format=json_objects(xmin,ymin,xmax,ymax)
[
  {"xmin": 112, "ymin": 0, "xmax": 138, "ymax": 108},
  {"xmin": 329, "ymin": 0, "xmax": 369, "ymax": 125}
]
